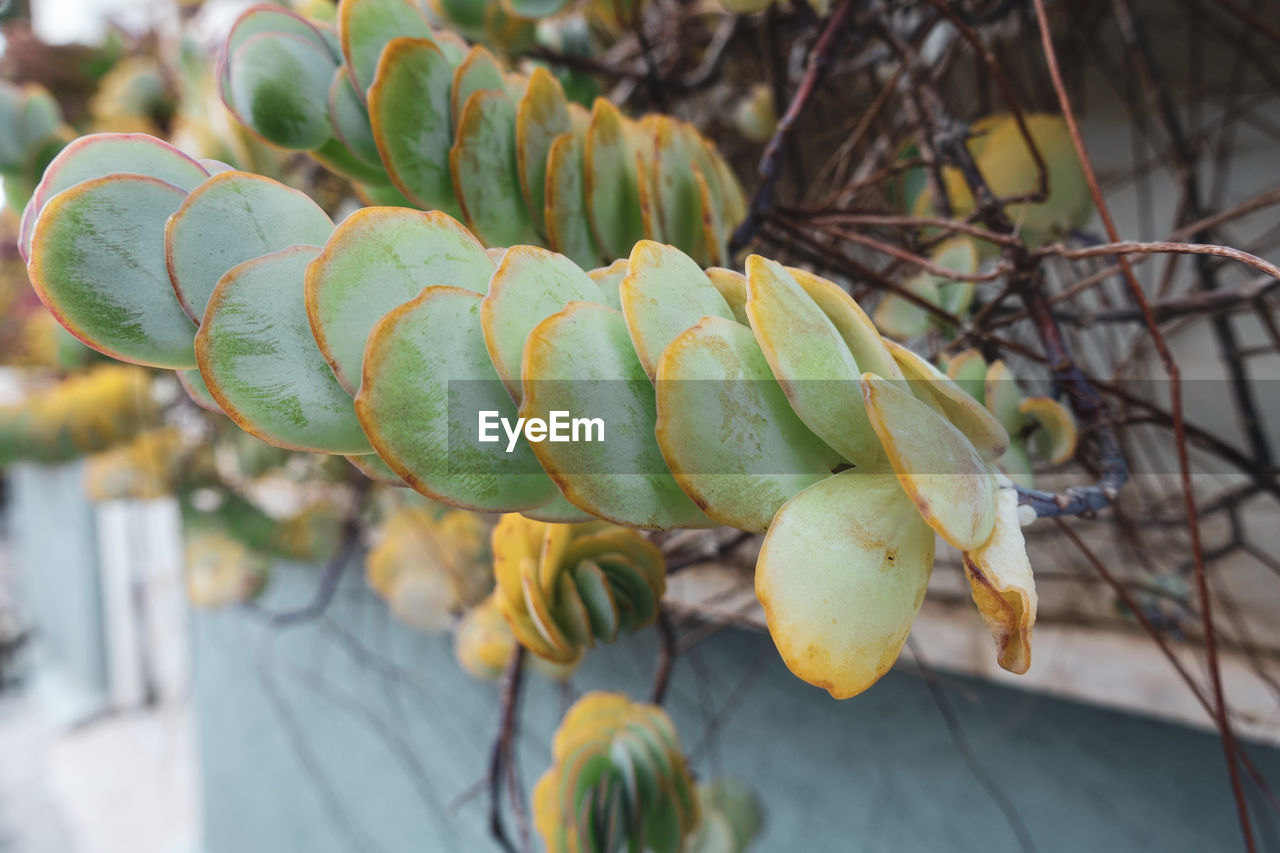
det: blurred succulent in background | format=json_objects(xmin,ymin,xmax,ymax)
[
  {"xmin": 454, "ymin": 591, "xmax": 516, "ymax": 679},
  {"xmin": 184, "ymin": 529, "xmax": 270, "ymax": 609},
  {"xmin": 732, "ymin": 82, "xmax": 776, "ymax": 144},
  {"xmin": 684, "ymin": 779, "xmax": 761, "ymax": 853},
  {"xmin": 83, "ymin": 426, "xmax": 185, "ymax": 501},
  {"xmin": 0, "ymin": 81, "xmax": 70, "ymax": 213},
  {"xmin": 873, "ymin": 236, "xmax": 979, "ymax": 339},
  {"xmin": 939, "ymin": 350, "xmax": 1078, "ymax": 488},
  {"xmin": 894, "ymin": 114, "xmax": 1093, "ymax": 250},
  {"xmin": 367, "ymin": 500, "xmax": 492, "ymax": 631},
  {"xmin": 534, "ymin": 691, "xmax": 699, "ymax": 853}
]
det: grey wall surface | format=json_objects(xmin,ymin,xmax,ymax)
[
  {"xmin": 191, "ymin": 558, "xmax": 1280, "ymax": 853},
  {"xmin": 8, "ymin": 461, "xmax": 107, "ymax": 718}
]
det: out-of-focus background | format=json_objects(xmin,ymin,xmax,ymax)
[{"xmin": 0, "ymin": 0, "xmax": 1279, "ymax": 851}]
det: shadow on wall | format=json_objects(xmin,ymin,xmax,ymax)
[{"xmin": 192, "ymin": 559, "xmax": 1280, "ymax": 853}]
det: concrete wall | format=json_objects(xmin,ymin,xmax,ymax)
[
  {"xmin": 192, "ymin": 558, "xmax": 1280, "ymax": 853},
  {"xmin": 8, "ymin": 461, "xmax": 108, "ymax": 721}
]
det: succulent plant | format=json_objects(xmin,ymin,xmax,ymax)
[
  {"xmin": 895, "ymin": 113, "xmax": 1093, "ymax": 249},
  {"xmin": 533, "ymin": 691, "xmax": 699, "ymax": 853},
  {"xmin": 83, "ymin": 426, "xmax": 185, "ymax": 501},
  {"xmin": 23, "ymin": 132, "xmax": 1042, "ymax": 699},
  {"xmin": 873, "ymin": 235, "xmax": 979, "ymax": 338},
  {"xmin": 184, "ymin": 529, "xmax": 270, "ymax": 608},
  {"xmin": 217, "ymin": 2, "xmax": 743, "ymax": 266},
  {"xmin": 366, "ymin": 502, "xmax": 492, "ymax": 630},
  {"xmin": 492, "ymin": 515, "xmax": 665, "ymax": 664},
  {"xmin": 0, "ymin": 80, "xmax": 70, "ymax": 214},
  {"xmin": 940, "ymin": 349, "xmax": 1077, "ymax": 489},
  {"xmin": 0, "ymin": 364, "xmax": 159, "ymax": 465}
]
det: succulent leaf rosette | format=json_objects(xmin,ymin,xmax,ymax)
[
  {"xmin": 534, "ymin": 691, "xmax": 698, "ymax": 853},
  {"xmin": 492, "ymin": 516, "xmax": 666, "ymax": 664},
  {"xmin": 216, "ymin": 1, "xmax": 743, "ymax": 267},
  {"xmin": 23, "ymin": 130, "xmax": 1044, "ymax": 700}
]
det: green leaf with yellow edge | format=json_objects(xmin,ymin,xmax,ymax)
[
  {"xmin": 355, "ymin": 286, "xmax": 559, "ymax": 510},
  {"xmin": 586, "ymin": 259, "xmax": 627, "ymax": 311},
  {"xmin": 872, "ymin": 271, "xmax": 938, "ymax": 339},
  {"xmin": 516, "ymin": 68, "xmax": 570, "ymax": 238},
  {"xmin": 886, "ymin": 339, "xmax": 1008, "ymax": 461},
  {"xmin": 704, "ymin": 268, "xmax": 749, "ymax": 324},
  {"xmin": 20, "ymin": 132, "xmax": 209, "ymax": 259},
  {"xmin": 305, "ymin": 206, "xmax": 495, "ymax": 395},
  {"xmin": 584, "ymin": 98, "xmax": 645, "ymax": 261},
  {"xmin": 983, "ymin": 359, "xmax": 1024, "ymax": 437},
  {"xmin": 521, "ymin": 493, "xmax": 596, "ymax": 524},
  {"xmin": 311, "ymin": 137, "xmax": 392, "ymax": 184},
  {"xmin": 975, "ymin": 114, "xmax": 1092, "ymax": 245},
  {"xmin": 545, "ymin": 130, "xmax": 603, "ymax": 269},
  {"xmin": 650, "ymin": 116, "xmax": 707, "ymax": 263},
  {"xmin": 229, "ymin": 32, "xmax": 337, "ymax": 150},
  {"xmin": 368, "ymin": 36, "xmax": 460, "ymax": 217},
  {"xmin": 746, "ymin": 255, "xmax": 882, "ymax": 468},
  {"xmin": 961, "ymin": 478, "xmax": 1037, "ymax": 673},
  {"xmin": 862, "ymin": 373, "xmax": 997, "ymax": 551},
  {"xmin": 783, "ymin": 265, "xmax": 906, "ymax": 387},
  {"xmin": 934, "ymin": 236, "xmax": 979, "ymax": 315},
  {"xmin": 480, "ymin": 245, "xmax": 603, "ymax": 401},
  {"xmin": 327, "ymin": 65, "xmax": 381, "ymax": 166},
  {"xmin": 756, "ymin": 468, "xmax": 934, "ymax": 699},
  {"xmin": 506, "ymin": 0, "xmax": 570, "ymax": 18},
  {"xmin": 483, "ymin": 3, "xmax": 536, "ymax": 54},
  {"xmin": 943, "ymin": 347, "xmax": 987, "ymax": 401},
  {"xmin": 165, "ymin": 171, "xmax": 334, "ymax": 322},
  {"xmin": 1019, "ymin": 395, "xmax": 1077, "ymax": 465},
  {"xmin": 450, "ymin": 45, "xmax": 505, "ymax": 131},
  {"xmin": 519, "ymin": 301, "xmax": 706, "ymax": 529},
  {"xmin": 450, "ymin": 89, "xmax": 541, "ymax": 247},
  {"xmin": 619, "ymin": 240, "xmax": 735, "ymax": 379},
  {"xmin": 655, "ymin": 316, "xmax": 842, "ymax": 533},
  {"xmin": 338, "ymin": 0, "xmax": 431, "ymax": 94},
  {"xmin": 29, "ymin": 174, "xmax": 197, "ymax": 368},
  {"xmin": 197, "ymin": 245, "xmax": 372, "ymax": 454}
]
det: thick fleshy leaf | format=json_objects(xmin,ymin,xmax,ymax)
[
  {"xmin": 306, "ymin": 207, "xmax": 495, "ymax": 395},
  {"xmin": 619, "ymin": 240, "xmax": 734, "ymax": 378},
  {"xmin": 229, "ymin": 32, "xmax": 337, "ymax": 150},
  {"xmin": 934, "ymin": 236, "xmax": 978, "ymax": 315},
  {"xmin": 584, "ymin": 98, "xmax": 644, "ymax": 261},
  {"xmin": 347, "ymin": 451, "xmax": 406, "ymax": 485},
  {"xmin": 339, "ymin": 0, "xmax": 432, "ymax": 94},
  {"xmin": 311, "ymin": 137, "xmax": 391, "ymax": 184},
  {"xmin": 20, "ymin": 132, "xmax": 208, "ymax": 259},
  {"xmin": 166, "ymin": 171, "xmax": 334, "ymax": 321},
  {"xmin": 1019, "ymin": 396, "xmax": 1077, "ymax": 465},
  {"xmin": 327, "ymin": 64, "xmax": 381, "ymax": 166},
  {"xmin": 887, "ymin": 340, "xmax": 1008, "ymax": 461},
  {"xmin": 586, "ymin": 259, "xmax": 627, "ymax": 311},
  {"xmin": 756, "ymin": 469, "xmax": 934, "ymax": 699},
  {"xmin": 451, "ymin": 46, "xmax": 505, "ymax": 132},
  {"xmin": 872, "ymin": 272, "xmax": 938, "ymax": 339},
  {"xmin": 704, "ymin": 268, "xmax": 748, "ymax": 324},
  {"xmin": 544, "ymin": 130, "xmax": 603, "ymax": 269},
  {"xmin": 481, "ymin": 245, "xmax": 602, "ymax": 400},
  {"xmin": 520, "ymin": 301, "xmax": 706, "ymax": 529},
  {"xmin": 943, "ymin": 348, "xmax": 987, "ymax": 401},
  {"xmin": 178, "ymin": 368, "xmax": 222, "ymax": 413},
  {"xmin": 983, "ymin": 359, "xmax": 1024, "ymax": 437},
  {"xmin": 695, "ymin": 167, "xmax": 727, "ymax": 267},
  {"xmin": 523, "ymin": 493, "xmax": 596, "ymax": 524},
  {"xmin": 961, "ymin": 480, "xmax": 1036, "ymax": 674},
  {"xmin": 706, "ymin": 144, "xmax": 745, "ymax": 232},
  {"xmin": 651, "ymin": 117, "xmax": 707, "ymax": 264},
  {"xmin": 516, "ymin": 68, "xmax": 570, "ymax": 238},
  {"xmin": 863, "ymin": 374, "xmax": 997, "ymax": 550},
  {"xmin": 655, "ymin": 317, "xmax": 842, "ymax": 533},
  {"xmin": 784, "ymin": 266, "xmax": 906, "ymax": 386},
  {"xmin": 220, "ymin": 5, "xmax": 337, "ymax": 107},
  {"xmin": 197, "ymin": 245, "xmax": 372, "ymax": 454},
  {"xmin": 450, "ymin": 89, "xmax": 540, "ymax": 247},
  {"xmin": 368, "ymin": 37, "xmax": 459, "ymax": 217},
  {"xmin": 746, "ymin": 255, "xmax": 881, "ymax": 467},
  {"xmin": 975, "ymin": 114, "xmax": 1092, "ymax": 245},
  {"xmin": 28, "ymin": 174, "xmax": 196, "ymax": 368},
  {"xmin": 355, "ymin": 286, "xmax": 559, "ymax": 511}
]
